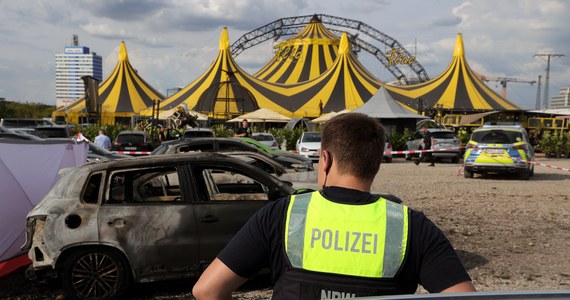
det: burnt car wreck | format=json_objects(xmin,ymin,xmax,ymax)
[{"xmin": 22, "ymin": 153, "xmax": 296, "ymax": 299}]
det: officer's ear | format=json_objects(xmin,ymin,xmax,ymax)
[{"xmin": 322, "ymin": 150, "xmax": 333, "ymax": 173}]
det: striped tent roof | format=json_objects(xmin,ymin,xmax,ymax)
[
  {"xmin": 147, "ymin": 28, "xmax": 380, "ymax": 118},
  {"xmin": 282, "ymin": 31, "xmax": 381, "ymax": 115},
  {"xmin": 383, "ymin": 34, "xmax": 521, "ymax": 112},
  {"xmin": 254, "ymin": 15, "xmax": 340, "ymax": 84},
  {"xmin": 142, "ymin": 27, "xmax": 285, "ymax": 119},
  {"xmin": 53, "ymin": 42, "xmax": 164, "ymax": 124}
]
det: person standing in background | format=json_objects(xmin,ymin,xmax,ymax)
[
  {"xmin": 234, "ymin": 119, "xmax": 252, "ymax": 138},
  {"xmin": 414, "ymin": 126, "xmax": 435, "ymax": 166},
  {"xmin": 94, "ymin": 129, "xmax": 111, "ymax": 150}
]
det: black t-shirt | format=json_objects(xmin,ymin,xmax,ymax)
[
  {"xmin": 423, "ymin": 131, "xmax": 433, "ymax": 147},
  {"xmin": 236, "ymin": 126, "xmax": 252, "ymax": 137},
  {"xmin": 218, "ymin": 186, "xmax": 471, "ymax": 294}
]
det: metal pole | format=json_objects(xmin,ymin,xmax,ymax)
[
  {"xmin": 535, "ymin": 75, "xmax": 542, "ymax": 110},
  {"xmin": 544, "ymin": 55, "xmax": 551, "ymax": 109},
  {"xmin": 534, "ymin": 53, "xmax": 564, "ymax": 109}
]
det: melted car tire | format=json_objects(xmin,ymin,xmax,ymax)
[{"xmin": 61, "ymin": 248, "xmax": 131, "ymax": 300}]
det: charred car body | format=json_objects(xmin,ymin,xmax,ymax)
[
  {"xmin": 22, "ymin": 153, "xmax": 295, "ymax": 299},
  {"xmin": 152, "ymin": 137, "xmax": 313, "ymax": 172}
]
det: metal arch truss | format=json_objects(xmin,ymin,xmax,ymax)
[{"xmin": 230, "ymin": 14, "xmax": 430, "ymax": 84}]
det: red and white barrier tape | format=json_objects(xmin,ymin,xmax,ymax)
[
  {"xmin": 514, "ymin": 158, "xmax": 570, "ymax": 173},
  {"xmin": 112, "ymin": 151, "xmax": 152, "ymax": 155},
  {"xmin": 456, "ymin": 158, "xmax": 570, "ymax": 175}
]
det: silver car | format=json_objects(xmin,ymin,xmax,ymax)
[
  {"xmin": 404, "ymin": 128, "xmax": 461, "ymax": 163},
  {"xmin": 252, "ymin": 132, "xmax": 280, "ymax": 150},
  {"xmin": 22, "ymin": 153, "xmax": 294, "ymax": 299}
]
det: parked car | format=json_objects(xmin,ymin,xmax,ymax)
[
  {"xmin": 404, "ymin": 128, "xmax": 461, "ymax": 163},
  {"xmin": 463, "ymin": 124, "xmax": 534, "ymax": 179},
  {"xmin": 88, "ymin": 143, "xmax": 130, "ymax": 162},
  {"xmin": 0, "ymin": 118, "xmax": 55, "ymax": 129},
  {"xmin": 252, "ymin": 132, "xmax": 279, "ymax": 150},
  {"xmin": 296, "ymin": 132, "xmax": 321, "ymax": 161},
  {"xmin": 183, "ymin": 127, "xmax": 215, "ymax": 138},
  {"xmin": 384, "ymin": 136, "xmax": 393, "ymax": 163},
  {"xmin": 22, "ymin": 153, "xmax": 296, "ymax": 299},
  {"xmin": 112, "ymin": 131, "xmax": 155, "ymax": 153},
  {"xmin": 152, "ymin": 138, "xmax": 313, "ymax": 172},
  {"xmin": 237, "ymin": 137, "xmax": 314, "ymax": 170},
  {"xmin": 32, "ymin": 125, "xmax": 76, "ymax": 139},
  {"xmin": 224, "ymin": 151, "xmax": 286, "ymax": 176},
  {"xmin": 0, "ymin": 127, "xmax": 44, "ymax": 140}
]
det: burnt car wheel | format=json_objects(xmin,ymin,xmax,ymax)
[{"xmin": 62, "ymin": 248, "xmax": 131, "ymax": 300}]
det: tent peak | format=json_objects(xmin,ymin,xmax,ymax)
[
  {"xmin": 119, "ymin": 41, "xmax": 128, "ymax": 62},
  {"xmin": 310, "ymin": 14, "xmax": 321, "ymax": 23},
  {"xmin": 219, "ymin": 27, "xmax": 230, "ymax": 51},
  {"xmin": 338, "ymin": 32, "xmax": 350, "ymax": 55},
  {"xmin": 453, "ymin": 33, "xmax": 464, "ymax": 57}
]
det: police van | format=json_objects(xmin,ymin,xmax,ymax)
[{"xmin": 463, "ymin": 123, "xmax": 534, "ymax": 180}]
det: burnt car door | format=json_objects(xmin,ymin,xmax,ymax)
[
  {"xmin": 97, "ymin": 163, "xmax": 203, "ymax": 281},
  {"xmin": 189, "ymin": 161, "xmax": 288, "ymax": 263}
]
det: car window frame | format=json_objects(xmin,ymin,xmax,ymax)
[
  {"xmin": 103, "ymin": 163, "xmax": 194, "ymax": 205},
  {"xmin": 189, "ymin": 161, "xmax": 284, "ymax": 203}
]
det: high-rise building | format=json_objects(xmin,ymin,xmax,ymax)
[
  {"xmin": 55, "ymin": 35, "xmax": 102, "ymax": 107},
  {"xmin": 550, "ymin": 87, "xmax": 570, "ymax": 109},
  {"xmin": 166, "ymin": 87, "xmax": 183, "ymax": 98}
]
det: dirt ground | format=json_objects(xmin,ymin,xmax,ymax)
[{"xmin": 1, "ymin": 156, "xmax": 569, "ymax": 299}]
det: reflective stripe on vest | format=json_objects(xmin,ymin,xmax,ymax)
[{"xmin": 285, "ymin": 191, "xmax": 409, "ymax": 278}]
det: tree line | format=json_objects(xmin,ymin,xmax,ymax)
[{"xmin": 0, "ymin": 101, "xmax": 56, "ymax": 119}]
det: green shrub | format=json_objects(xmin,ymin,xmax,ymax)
[
  {"xmin": 212, "ymin": 124, "xmax": 235, "ymax": 137},
  {"xmin": 268, "ymin": 127, "xmax": 304, "ymax": 150},
  {"xmin": 389, "ymin": 127, "xmax": 413, "ymax": 151},
  {"xmin": 540, "ymin": 130, "xmax": 565, "ymax": 157},
  {"xmin": 456, "ymin": 127, "xmax": 470, "ymax": 145}
]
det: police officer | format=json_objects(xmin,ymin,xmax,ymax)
[{"xmin": 193, "ymin": 113, "xmax": 475, "ymax": 299}]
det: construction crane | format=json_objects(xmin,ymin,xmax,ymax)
[{"xmin": 476, "ymin": 74, "xmax": 536, "ymax": 98}]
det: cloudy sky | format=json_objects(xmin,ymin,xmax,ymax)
[{"xmin": 1, "ymin": 0, "xmax": 568, "ymax": 109}]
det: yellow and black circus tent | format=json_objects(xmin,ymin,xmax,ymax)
[
  {"xmin": 148, "ymin": 28, "xmax": 380, "ymax": 118},
  {"xmin": 383, "ymin": 34, "xmax": 521, "ymax": 112},
  {"xmin": 141, "ymin": 27, "xmax": 288, "ymax": 119},
  {"xmin": 254, "ymin": 14, "xmax": 340, "ymax": 84},
  {"xmin": 281, "ymin": 31, "xmax": 381, "ymax": 116},
  {"xmin": 53, "ymin": 42, "xmax": 164, "ymax": 124}
]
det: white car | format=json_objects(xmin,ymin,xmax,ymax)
[{"xmin": 296, "ymin": 132, "xmax": 321, "ymax": 161}]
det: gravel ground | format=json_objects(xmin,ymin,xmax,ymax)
[{"xmin": 2, "ymin": 156, "xmax": 569, "ymax": 299}]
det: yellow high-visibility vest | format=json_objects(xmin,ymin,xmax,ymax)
[{"xmin": 285, "ymin": 191, "xmax": 409, "ymax": 278}]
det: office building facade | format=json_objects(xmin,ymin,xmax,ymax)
[
  {"xmin": 55, "ymin": 36, "xmax": 102, "ymax": 108},
  {"xmin": 550, "ymin": 87, "xmax": 570, "ymax": 109}
]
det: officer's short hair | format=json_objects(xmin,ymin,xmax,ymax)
[{"xmin": 322, "ymin": 113, "xmax": 385, "ymax": 179}]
